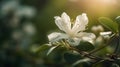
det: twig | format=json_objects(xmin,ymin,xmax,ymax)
[{"xmin": 69, "ymin": 47, "xmax": 103, "ymax": 60}]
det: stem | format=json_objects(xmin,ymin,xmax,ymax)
[
  {"xmin": 61, "ymin": 39, "xmax": 70, "ymax": 49},
  {"xmin": 89, "ymin": 45, "xmax": 108, "ymax": 55},
  {"xmin": 113, "ymin": 36, "xmax": 119, "ymax": 54},
  {"xmin": 114, "ymin": 25, "xmax": 120, "ymax": 55},
  {"xmin": 118, "ymin": 33, "xmax": 120, "ymax": 54},
  {"xmin": 117, "ymin": 25, "xmax": 120, "ymax": 55},
  {"xmin": 69, "ymin": 47, "xmax": 102, "ymax": 60}
]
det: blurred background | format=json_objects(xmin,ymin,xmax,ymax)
[{"xmin": 0, "ymin": 0, "xmax": 120, "ymax": 67}]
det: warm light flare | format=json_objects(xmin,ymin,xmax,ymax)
[{"xmin": 68, "ymin": 0, "xmax": 119, "ymax": 16}]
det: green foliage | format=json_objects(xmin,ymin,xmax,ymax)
[
  {"xmin": 75, "ymin": 41, "xmax": 95, "ymax": 51},
  {"xmin": 72, "ymin": 58, "xmax": 91, "ymax": 67},
  {"xmin": 114, "ymin": 58, "xmax": 120, "ymax": 66},
  {"xmin": 109, "ymin": 35, "xmax": 119, "ymax": 46},
  {"xmin": 47, "ymin": 45, "xmax": 59, "ymax": 55},
  {"xmin": 98, "ymin": 17, "xmax": 118, "ymax": 33},
  {"xmin": 30, "ymin": 44, "xmax": 50, "ymax": 53},
  {"xmin": 64, "ymin": 52, "xmax": 81, "ymax": 64},
  {"xmin": 93, "ymin": 60, "xmax": 113, "ymax": 67},
  {"xmin": 111, "ymin": 63, "xmax": 119, "ymax": 67}
]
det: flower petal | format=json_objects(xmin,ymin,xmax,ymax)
[
  {"xmin": 54, "ymin": 12, "xmax": 71, "ymax": 33},
  {"xmin": 77, "ymin": 32, "xmax": 96, "ymax": 44},
  {"xmin": 61, "ymin": 12, "xmax": 71, "ymax": 30},
  {"xmin": 54, "ymin": 16, "xmax": 65, "ymax": 31},
  {"xmin": 100, "ymin": 31, "xmax": 112, "ymax": 36},
  {"xmin": 72, "ymin": 13, "xmax": 88, "ymax": 34},
  {"xmin": 48, "ymin": 32, "xmax": 68, "ymax": 43},
  {"xmin": 100, "ymin": 31, "xmax": 112, "ymax": 40}
]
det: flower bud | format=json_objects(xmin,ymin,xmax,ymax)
[{"xmin": 91, "ymin": 25, "xmax": 104, "ymax": 35}]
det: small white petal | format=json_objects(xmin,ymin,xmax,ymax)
[
  {"xmin": 100, "ymin": 31, "xmax": 112, "ymax": 40},
  {"xmin": 82, "ymin": 37, "xmax": 94, "ymax": 44},
  {"xmin": 61, "ymin": 12, "xmax": 71, "ymax": 30},
  {"xmin": 54, "ymin": 12, "xmax": 71, "ymax": 33},
  {"xmin": 72, "ymin": 13, "xmax": 88, "ymax": 33},
  {"xmin": 48, "ymin": 32, "xmax": 68, "ymax": 42},
  {"xmin": 77, "ymin": 32, "xmax": 96, "ymax": 39},
  {"xmin": 54, "ymin": 16, "xmax": 65, "ymax": 31},
  {"xmin": 100, "ymin": 31, "xmax": 112, "ymax": 36},
  {"xmin": 77, "ymin": 32, "xmax": 96, "ymax": 44}
]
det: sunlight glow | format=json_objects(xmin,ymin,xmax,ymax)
[{"xmin": 69, "ymin": 0, "xmax": 118, "ymax": 16}]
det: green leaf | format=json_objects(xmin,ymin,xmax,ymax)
[
  {"xmin": 108, "ymin": 35, "xmax": 120, "ymax": 54},
  {"xmin": 72, "ymin": 58, "xmax": 90, "ymax": 66},
  {"xmin": 47, "ymin": 45, "xmax": 59, "ymax": 55},
  {"xmin": 114, "ymin": 58, "xmax": 120, "ymax": 66},
  {"xmin": 30, "ymin": 44, "xmax": 50, "ymax": 53},
  {"xmin": 64, "ymin": 52, "xmax": 81, "ymax": 63},
  {"xmin": 98, "ymin": 17, "xmax": 118, "ymax": 33},
  {"xmin": 76, "ymin": 41, "xmax": 95, "ymax": 51},
  {"xmin": 111, "ymin": 63, "xmax": 119, "ymax": 67}
]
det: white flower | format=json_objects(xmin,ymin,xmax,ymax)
[
  {"xmin": 100, "ymin": 31, "xmax": 112, "ymax": 39},
  {"xmin": 48, "ymin": 12, "xmax": 96, "ymax": 46}
]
